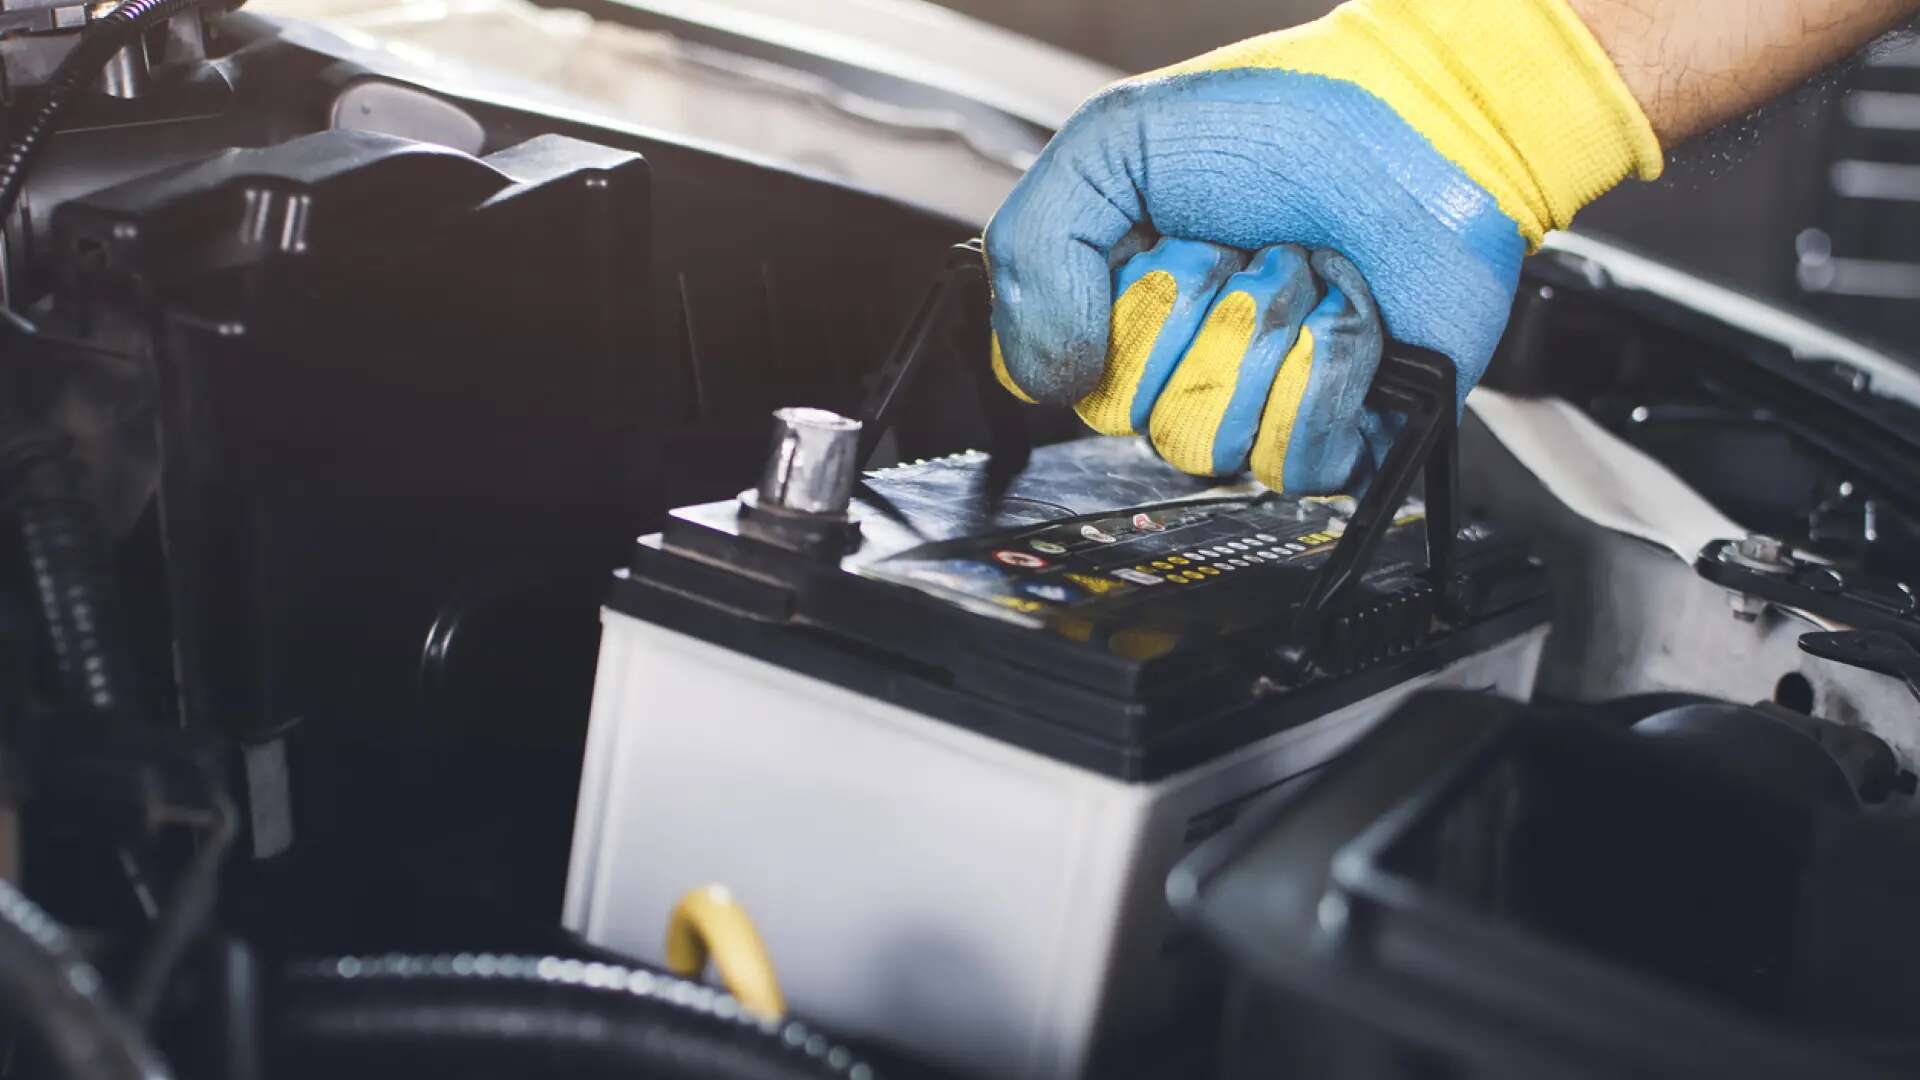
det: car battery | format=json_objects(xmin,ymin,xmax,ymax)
[{"xmin": 564, "ymin": 428, "xmax": 1551, "ymax": 1079}]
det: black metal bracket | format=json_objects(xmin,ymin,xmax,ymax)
[
  {"xmin": 1283, "ymin": 343, "xmax": 1460, "ymax": 675},
  {"xmin": 1800, "ymin": 630, "xmax": 1920, "ymax": 707},
  {"xmin": 864, "ymin": 246, "xmax": 1461, "ymax": 677},
  {"xmin": 1697, "ymin": 540, "xmax": 1920, "ymax": 647}
]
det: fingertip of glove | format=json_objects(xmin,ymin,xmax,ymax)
[
  {"xmin": 1306, "ymin": 249, "xmax": 1374, "ymax": 306},
  {"xmin": 1073, "ymin": 398, "xmax": 1138, "ymax": 438},
  {"xmin": 989, "ymin": 333, "xmax": 1039, "ymax": 405},
  {"xmin": 991, "ymin": 330, "xmax": 1108, "ymax": 405},
  {"xmin": 1306, "ymin": 246, "xmax": 1352, "ymax": 279},
  {"xmin": 1252, "ymin": 463, "xmax": 1287, "ymax": 495}
]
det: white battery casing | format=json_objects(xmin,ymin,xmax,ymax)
[{"xmin": 565, "ymin": 610, "xmax": 1547, "ymax": 1079}]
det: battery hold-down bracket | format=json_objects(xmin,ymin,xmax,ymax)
[
  {"xmin": 1275, "ymin": 342, "xmax": 1462, "ymax": 683},
  {"xmin": 852, "ymin": 237, "xmax": 1469, "ymax": 684}
]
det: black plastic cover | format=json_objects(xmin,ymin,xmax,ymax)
[{"xmin": 1174, "ymin": 690, "xmax": 1920, "ymax": 1079}]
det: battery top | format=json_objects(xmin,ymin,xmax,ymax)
[{"xmin": 625, "ymin": 437, "xmax": 1548, "ymax": 779}]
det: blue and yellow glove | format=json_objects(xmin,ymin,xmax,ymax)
[{"xmin": 985, "ymin": 0, "xmax": 1663, "ymax": 493}]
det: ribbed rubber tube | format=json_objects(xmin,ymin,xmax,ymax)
[
  {"xmin": 3, "ymin": 433, "xmax": 143, "ymax": 729},
  {"xmin": 276, "ymin": 954, "xmax": 879, "ymax": 1080}
]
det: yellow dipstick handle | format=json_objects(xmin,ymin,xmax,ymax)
[{"xmin": 664, "ymin": 884, "xmax": 787, "ymax": 1021}]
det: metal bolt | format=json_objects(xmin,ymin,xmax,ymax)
[
  {"xmin": 1723, "ymin": 534, "xmax": 1793, "ymax": 575},
  {"xmin": 1728, "ymin": 592, "xmax": 1767, "ymax": 622},
  {"xmin": 1736, "ymin": 534, "xmax": 1788, "ymax": 565},
  {"xmin": 757, "ymin": 407, "xmax": 862, "ymax": 516}
]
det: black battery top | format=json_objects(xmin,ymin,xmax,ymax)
[
  {"xmin": 851, "ymin": 441, "xmax": 1401, "ymax": 633},
  {"xmin": 618, "ymin": 437, "xmax": 1549, "ymax": 780}
]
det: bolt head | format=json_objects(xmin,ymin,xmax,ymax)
[{"xmin": 1736, "ymin": 535, "xmax": 1788, "ymax": 565}]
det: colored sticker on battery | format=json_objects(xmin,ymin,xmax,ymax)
[{"xmin": 859, "ymin": 495, "xmax": 1436, "ymax": 624}]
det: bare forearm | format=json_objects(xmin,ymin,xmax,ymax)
[{"xmin": 1567, "ymin": 0, "xmax": 1920, "ymax": 143}]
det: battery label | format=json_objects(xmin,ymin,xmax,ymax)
[{"xmin": 860, "ymin": 495, "xmax": 1427, "ymax": 628}]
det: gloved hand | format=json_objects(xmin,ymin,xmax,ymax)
[{"xmin": 985, "ymin": 0, "xmax": 1663, "ymax": 494}]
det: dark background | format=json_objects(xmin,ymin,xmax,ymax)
[{"xmin": 935, "ymin": 1, "xmax": 1919, "ymax": 359}]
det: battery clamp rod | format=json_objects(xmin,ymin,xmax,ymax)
[
  {"xmin": 1279, "ymin": 343, "xmax": 1461, "ymax": 679},
  {"xmin": 854, "ymin": 242, "xmax": 1461, "ymax": 669},
  {"xmin": 764, "ymin": 241, "xmax": 1462, "ymax": 681},
  {"xmin": 856, "ymin": 238, "xmax": 1031, "ymax": 503},
  {"xmin": 737, "ymin": 240, "xmax": 1030, "ymax": 556}
]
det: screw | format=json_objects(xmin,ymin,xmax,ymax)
[
  {"xmin": 1729, "ymin": 592, "xmax": 1767, "ymax": 622},
  {"xmin": 1736, "ymin": 535, "xmax": 1788, "ymax": 565}
]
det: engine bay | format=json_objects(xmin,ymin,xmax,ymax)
[{"xmin": 3, "ymin": 4, "xmax": 1920, "ymax": 1079}]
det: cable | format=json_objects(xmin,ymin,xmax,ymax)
[
  {"xmin": 0, "ymin": 876, "xmax": 172, "ymax": 1080},
  {"xmin": 277, "ymin": 953, "xmax": 878, "ymax": 1080},
  {"xmin": 0, "ymin": 0, "xmax": 218, "ymax": 240},
  {"xmin": 124, "ymin": 779, "xmax": 238, "ymax": 1024}
]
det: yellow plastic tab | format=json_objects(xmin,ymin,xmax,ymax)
[
  {"xmin": 1147, "ymin": 291, "xmax": 1258, "ymax": 475},
  {"xmin": 664, "ymin": 885, "xmax": 787, "ymax": 1021},
  {"xmin": 1156, "ymin": 0, "xmax": 1662, "ymax": 246},
  {"xmin": 1249, "ymin": 326, "xmax": 1317, "ymax": 491},
  {"xmin": 1075, "ymin": 270, "xmax": 1181, "ymax": 435}
]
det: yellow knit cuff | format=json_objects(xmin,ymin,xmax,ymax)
[
  {"xmin": 1377, "ymin": 0, "xmax": 1664, "ymax": 235},
  {"xmin": 1160, "ymin": 0, "xmax": 1665, "ymax": 247}
]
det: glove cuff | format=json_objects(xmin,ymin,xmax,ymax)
[
  {"xmin": 1164, "ymin": 0, "xmax": 1664, "ymax": 248},
  {"xmin": 1375, "ymin": 0, "xmax": 1665, "ymax": 238}
]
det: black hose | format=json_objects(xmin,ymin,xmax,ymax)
[
  {"xmin": 1, "ymin": 428, "xmax": 144, "ymax": 730},
  {"xmin": 277, "ymin": 954, "xmax": 879, "ymax": 1080},
  {"xmin": 0, "ymin": 875, "xmax": 172, "ymax": 1080},
  {"xmin": 0, "ymin": 0, "xmax": 216, "ymax": 235}
]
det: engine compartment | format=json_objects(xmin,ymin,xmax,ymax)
[{"xmin": 2, "ymin": 5, "xmax": 1920, "ymax": 1079}]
